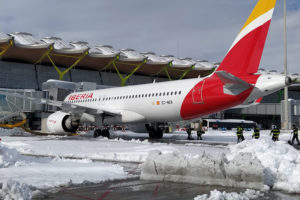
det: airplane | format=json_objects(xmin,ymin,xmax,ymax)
[{"xmin": 0, "ymin": 0, "xmax": 292, "ymax": 139}]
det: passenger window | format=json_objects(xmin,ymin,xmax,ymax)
[
  {"xmin": 159, "ymin": 93, "xmax": 162, "ymax": 96},
  {"xmin": 152, "ymin": 93, "xmax": 154, "ymax": 97},
  {"xmin": 145, "ymin": 94, "xmax": 147, "ymax": 97},
  {"xmin": 179, "ymin": 91, "xmax": 182, "ymax": 95},
  {"xmin": 175, "ymin": 91, "xmax": 177, "ymax": 95},
  {"xmin": 156, "ymin": 93, "xmax": 158, "ymax": 96},
  {"xmin": 167, "ymin": 92, "xmax": 169, "ymax": 96},
  {"xmin": 163, "ymin": 92, "xmax": 165, "ymax": 96},
  {"xmin": 171, "ymin": 92, "xmax": 173, "ymax": 95}
]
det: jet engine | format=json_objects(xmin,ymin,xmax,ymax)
[{"xmin": 47, "ymin": 111, "xmax": 79, "ymax": 134}]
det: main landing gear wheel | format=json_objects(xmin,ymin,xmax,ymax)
[
  {"xmin": 94, "ymin": 129, "xmax": 102, "ymax": 138},
  {"xmin": 102, "ymin": 129, "xmax": 110, "ymax": 138},
  {"xmin": 93, "ymin": 129, "xmax": 110, "ymax": 138},
  {"xmin": 148, "ymin": 127, "xmax": 163, "ymax": 139}
]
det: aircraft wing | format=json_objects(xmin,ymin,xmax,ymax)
[{"xmin": 0, "ymin": 90, "xmax": 121, "ymax": 117}]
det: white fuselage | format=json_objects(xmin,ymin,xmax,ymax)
[
  {"xmin": 64, "ymin": 74, "xmax": 287, "ymax": 124},
  {"xmin": 65, "ymin": 78, "xmax": 200, "ymax": 123}
]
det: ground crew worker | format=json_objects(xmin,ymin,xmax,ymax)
[
  {"xmin": 236, "ymin": 125, "xmax": 245, "ymax": 143},
  {"xmin": 291, "ymin": 124, "xmax": 300, "ymax": 145},
  {"xmin": 252, "ymin": 125, "xmax": 260, "ymax": 139},
  {"xmin": 197, "ymin": 123, "xmax": 205, "ymax": 140},
  {"xmin": 270, "ymin": 125, "xmax": 280, "ymax": 141},
  {"xmin": 185, "ymin": 124, "xmax": 193, "ymax": 140}
]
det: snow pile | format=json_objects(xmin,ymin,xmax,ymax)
[
  {"xmin": 141, "ymin": 138, "xmax": 300, "ymax": 193},
  {"xmin": 0, "ymin": 157, "xmax": 130, "ymax": 189},
  {"xmin": 228, "ymin": 138, "xmax": 300, "ymax": 193},
  {"xmin": 0, "ymin": 142, "xmax": 130, "ymax": 191},
  {"xmin": 0, "ymin": 127, "xmax": 30, "ymax": 136},
  {"xmin": 0, "ymin": 180, "xmax": 32, "ymax": 200},
  {"xmin": 0, "ymin": 143, "xmax": 24, "ymax": 167},
  {"xmin": 194, "ymin": 189, "xmax": 263, "ymax": 200},
  {"xmin": 140, "ymin": 150, "xmax": 265, "ymax": 189}
]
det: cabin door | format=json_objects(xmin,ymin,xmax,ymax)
[{"xmin": 192, "ymin": 81, "xmax": 205, "ymax": 104}]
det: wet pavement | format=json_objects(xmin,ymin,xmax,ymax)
[{"xmin": 41, "ymin": 178, "xmax": 300, "ymax": 200}]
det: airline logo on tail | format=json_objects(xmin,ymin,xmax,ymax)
[
  {"xmin": 181, "ymin": 0, "xmax": 277, "ymax": 120},
  {"xmin": 216, "ymin": 0, "xmax": 276, "ymax": 76}
]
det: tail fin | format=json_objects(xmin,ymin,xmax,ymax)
[{"xmin": 216, "ymin": 0, "xmax": 276, "ymax": 76}]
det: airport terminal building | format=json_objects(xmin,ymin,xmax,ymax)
[{"xmin": 0, "ymin": 32, "xmax": 299, "ymax": 130}]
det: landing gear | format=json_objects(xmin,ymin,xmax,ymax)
[
  {"xmin": 146, "ymin": 124, "xmax": 163, "ymax": 139},
  {"xmin": 102, "ymin": 129, "xmax": 110, "ymax": 138},
  {"xmin": 94, "ymin": 129, "xmax": 102, "ymax": 138},
  {"xmin": 93, "ymin": 128, "xmax": 110, "ymax": 138}
]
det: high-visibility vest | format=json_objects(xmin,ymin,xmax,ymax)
[
  {"xmin": 271, "ymin": 129, "xmax": 280, "ymax": 138},
  {"xmin": 253, "ymin": 128, "xmax": 260, "ymax": 138},
  {"xmin": 293, "ymin": 127, "xmax": 298, "ymax": 135},
  {"xmin": 237, "ymin": 127, "xmax": 243, "ymax": 136}
]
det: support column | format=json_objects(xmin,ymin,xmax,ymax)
[
  {"xmin": 153, "ymin": 62, "xmax": 173, "ymax": 81},
  {"xmin": 178, "ymin": 65, "xmax": 195, "ymax": 80},
  {"xmin": 112, "ymin": 59, "xmax": 147, "ymax": 86},
  {"xmin": 0, "ymin": 39, "xmax": 13, "ymax": 57},
  {"xmin": 47, "ymin": 51, "xmax": 88, "ymax": 80},
  {"xmin": 35, "ymin": 45, "xmax": 54, "ymax": 64}
]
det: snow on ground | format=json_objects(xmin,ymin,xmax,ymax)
[
  {"xmin": 0, "ymin": 129, "xmax": 132, "ymax": 199},
  {"xmin": 194, "ymin": 189, "xmax": 263, "ymax": 200},
  {"xmin": 0, "ymin": 180, "xmax": 32, "ymax": 200},
  {"xmin": 0, "ymin": 127, "xmax": 300, "ymax": 200},
  {"xmin": 140, "ymin": 130, "xmax": 300, "ymax": 193},
  {"xmin": 228, "ymin": 138, "xmax": 300, "ymax": 193},
  {"xmin": 1, "ymin": 133, "xmax": 229, "ymax": 163},
  {"xmin": 141, "ymin": 149, "xmax": 265, "ymax": 190},
  {"xmin": 0, "ymin": 127, "xmax": 31, "ymax": 137}
]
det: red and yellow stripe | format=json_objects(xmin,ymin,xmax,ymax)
[{"xmin": 217, "ymin": 0, "xmax": 277, "ymax": 75}]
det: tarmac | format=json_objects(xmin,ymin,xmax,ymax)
[
  {"xmin": 38, "ymin": 137, "xmax": 300, "ymax": 200},
  {"xmin": 42, "ymin": 178, "xmax": 300, "ymax": 200}
]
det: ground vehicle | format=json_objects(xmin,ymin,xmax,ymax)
[{"xmin": 202, "ymin": 119, "xmax": 256, "ymax": 131}]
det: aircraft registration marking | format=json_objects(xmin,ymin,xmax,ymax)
[{"xmin": 152, "ymin": 100, "xmax": 173, "ymax": 105}]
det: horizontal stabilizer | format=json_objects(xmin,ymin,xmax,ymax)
[
  {"xmin": 232, "ymin": 97, "xmax": 263, "ymax": 109},
  {"xmin": 216, "ymin": 71, "xmax": 252, "ymax": 96}
]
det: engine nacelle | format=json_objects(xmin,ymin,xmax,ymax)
[{"xmin": 47, "ymin": 111, "xmax": 79, "ymax": 134}]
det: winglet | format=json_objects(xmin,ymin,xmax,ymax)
[{"xmin": 216, "ymin": 0, "xmax": 276, "ymax": 76}]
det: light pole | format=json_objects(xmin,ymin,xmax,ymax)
[{"xmin": 283, "ymin": 0, "xmax": 289, "ymax": 129}]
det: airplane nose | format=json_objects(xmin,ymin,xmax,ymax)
[{"xmin": 285, "ymin": 76, "xmax": 292, "ymax": 86}]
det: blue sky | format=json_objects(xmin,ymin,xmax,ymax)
[{"xmin": 0, "ymin": 0, "xmax": 299, "ymax": 74}]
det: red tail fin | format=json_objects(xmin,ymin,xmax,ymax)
[{"xmin": 216, "ymin": 0, "xmax": 276, "ymax": 76}]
